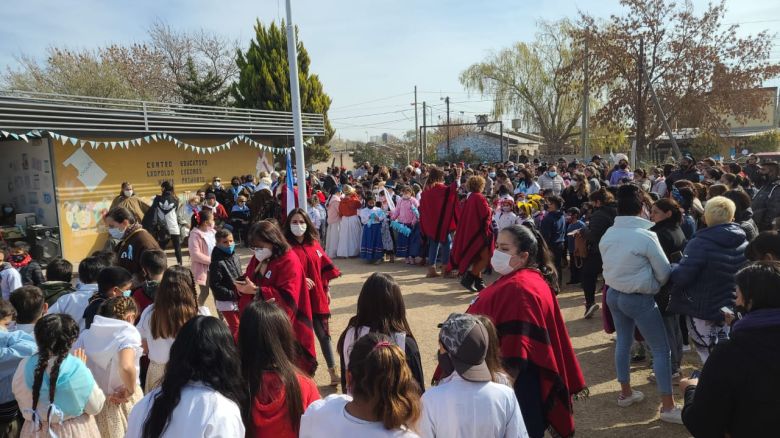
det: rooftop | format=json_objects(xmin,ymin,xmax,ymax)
[{"xmin": 0, "ymin": 90, "xmax": 326, "ymax": 137}]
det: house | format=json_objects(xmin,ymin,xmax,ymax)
[
  {"xmin": 436, "ymin": 130, "xmax": 540, "ymax": 162},
  {"xmin": 0, "ymin": 90, "xmax": 325, "ymax": 262}
]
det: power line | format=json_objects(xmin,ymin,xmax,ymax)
[
  {"xmin": 330, "ymin": 108, "xmax": 410, "ymax": 121},
  {"xmin": 329, "ymin": 92, "xmax": 411, "ymax": 110}
]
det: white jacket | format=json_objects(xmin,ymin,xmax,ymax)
[{"xmin": 599, "ymin": 216, "xmax": 671, "ymax": 295}]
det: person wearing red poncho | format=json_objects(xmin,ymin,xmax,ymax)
[
  {"xmin": 283, "ymin": 208, "xmax": 342, "ymax": 386},
  {"xmin": 234, "ymin": 220, "xmax": 318, "ymax": 375},
  {"xmin": 467, "ymin": 224, "xmax": 586, "ymax": 438},
  {"xmin": 420, "ymin": 166, "xmax": 461, "ymax": 278},
  {"xmin": 449, "ymin": 175, "xmax": 494, "ymax": 292}
]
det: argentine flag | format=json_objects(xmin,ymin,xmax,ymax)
[{"xmin": 286, "ymin": 151, "xmax": 296, "ymax": 215}]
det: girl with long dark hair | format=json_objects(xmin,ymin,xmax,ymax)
[
  {"xmin": 126, "ymin": 316, "xmax": 246, "ymax": 438},
  {"xmin": 239, "ymin": 300, "xmax": 320, "ymax": 437},
  {"xmin": 283, "ymin": 208, "xmax": 341, "ymax": 385},
  {"xmin": 234, "ymin": 220, "xmax": 317, "ymax": 375},
  {"xmin": 336, "ymin": 272, "xmax": 424, "ymax": 392},
  {"xmin": 137, "ymin": 266, "xmax": 210, "ymax": 391},
  {"xmin": 300, "ymin": 333, "xmax": 421, "ymax": 437},
  {"xmin": 12, "ymin": 314, "xmax": 105, "ymax": 437},
  {"xmin": 467, "ymin": 224, "xmax": 586, "ymax": 438}
]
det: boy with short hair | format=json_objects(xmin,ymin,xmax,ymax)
[
  {"xmin": 0, "ymin": 246, "xmax": 22, "ymax": 301},
  {"xmin": 565, "ymin": 207, "xmax": 586, "ymax": 285},
  {"xmin": 540, "ymin": 195, "xmax": 566, "ymax": 286},
  {"xmin": 47, "ymin": 255, "xmax": 107, "ymax": 330},
  {"xmin": 209, "ymin": 229, "xmax": 242, "ymax": 340},
  {"xmin": 131, "ymin": 249, "xmax": 167, "ymax": 321},
  {"xmin": 8, "ymin": 286, "xmax": 47, "ymax": 335},
  {"xmin": 0, "ymin": 297, "xmax": 36, "ymax": 437},
  {"xmin": 38, "ymin": 257, "xmax": 75, "ymax": 307},
  {"xmin": 8, "ymin": 242, "xmax": 43, "ymax": 286}
]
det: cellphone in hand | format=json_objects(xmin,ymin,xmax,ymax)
[{"xmin": 720, "ymin": 306, "xmax": 734, "ymax": 316}]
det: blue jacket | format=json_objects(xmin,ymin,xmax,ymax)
[
  {"xmin": 0, "ymin": 330, "xmax": 37, "ymax": 403},
  {"xmin": 670, "ymin": 223, "xmax": 748, "ymax": 321},
  {"xmin": 540, "ymin": 210, "xmax": 566, "ymax": 245}
]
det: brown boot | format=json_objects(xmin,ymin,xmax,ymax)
[{"xmin": 426, "ymin": 266, "xmax": 441, "ymax": 278}]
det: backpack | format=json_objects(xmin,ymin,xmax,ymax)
[{"xmin": 573, "ymin": 231, "xmax": 589, "ymax": 268}]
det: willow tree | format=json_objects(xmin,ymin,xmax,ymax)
[
  {"xmin": 232, "ymin": 20, "xmax": 333, "ymax": 164},
  {"xmin": 460, "ymin": 21, "xmax": 583, "ymax": 155}
]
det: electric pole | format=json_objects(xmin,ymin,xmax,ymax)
[
  {"xmin": 636, "ymin": 37, "xmax": 645, "ymax": 163},
  {"xmin": 581, "ymin": 32, "xmax": 590, "ymax": 162},
  {"xmin": 422, "ymin": 101, "xmax": 427, "ymax": 161},
  {"xmin": 414, "ymin": 86, "xmax": 419, "ymax": 163},
  {"xmin": 443, "ymin": 96, "xmax": 451, "ymax": 155}
]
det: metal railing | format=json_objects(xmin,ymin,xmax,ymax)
[{"xmin": 0, "ymin": 90, "xmax": 326, "ymax": 137}]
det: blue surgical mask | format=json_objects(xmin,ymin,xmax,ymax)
[
  {"xmin": 548, "ymin": 171, "xmax": 558, "ymax": 178},
  {"xmin": 489, "ymin": 172, "xmax": 496, "ymax": 178},
  {"xmin": 218, "ymin": 244, "xmax": 236, "ymax": 255},
  {"xmin": 122, "ymin": 290, "xmax": 132, "ymax": 298}
]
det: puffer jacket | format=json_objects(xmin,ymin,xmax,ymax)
[
  {"xmin": 208, "ymin": 246, "xmax": 242, "ymax": 303},
  {"xmin": 599, "ymin": 216, "xmax": 671, "ymax": 295},
  {"xmin": 751, "ymin": 179, "xmax": 780, "ymax": 231},
  {"xmin": 669, "ymin": 223, "xmax": 748, "ymax": 321},
  {"xmin": 735, "ymin": 208, "xmax": 759, "ymax": 242},
  {"xmin": 580, "ymin": 204, "xmax": 617, "ymax": 255}
]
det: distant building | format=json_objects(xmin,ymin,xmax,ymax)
[{"xmin": 436, "ymin": 131, "xmax": 541, "ymax": 162}]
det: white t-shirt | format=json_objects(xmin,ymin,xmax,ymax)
[
  {"xmin": 300, "ymin": 394, "xmax": 420, "ymax": 438},
  {"xmin": 137, "ymin": 305, "xmax": 211, "ymax": 364},
  {"xmin": 418, "ymin": 373, "xmax": 528, "ymax": 438},
  {"xmin": 126, "ymin": 381, "xmax": 245, "ymax": 438}
]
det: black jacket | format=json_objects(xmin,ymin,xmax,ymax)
[
  {"xmin": 682, "ymin": 324, "xmax": 780, "ymax": 437},
  {"xmin": 208, "ymin": 247, "xmax": 242, "ymax": 303},
  {"xmin": 666, "ymin": 167, "xmax": 701, "ymax": 187},
  {"xmin": 751, "ymin": 179, "xmax": 780, "ymax": 231},
  {"xmin": 18, "ymin": 261, "xmax": 44, "ymax": 286},
  {"xmin": 651, "ymin": 218, "xmax": 687, "ymax": 259},
  {"xmin": 580, "ymin": 204, "xmax": 617, "ymax": 255}
]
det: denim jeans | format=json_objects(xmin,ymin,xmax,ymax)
[
  {"xmin": 606, "ymin": 288, "xmax": 673, "ymax": 395},
  {"xmin": 662, "ymin": 314, "xmax": 683, "ymax": 373},
  {"xmin": 427, "ymin": 234, "xmax": 451, "ymax": 266}
]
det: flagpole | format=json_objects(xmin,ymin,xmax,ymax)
[{"xmin": 285, "ymin": 0, "xmax": 308, "ymax": 210}]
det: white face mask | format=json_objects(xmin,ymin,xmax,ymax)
[
  {"xmin": 123, "ymin": 190, "xmax": 133, "ymax": 197},
  {"xmin": 254, "ymin": 247, "xmax": 272, "ymax": 262},
  {"xmin": 108, "ymin": 226, "xmax": 126, "ymax": 239},
  {"xmin": 491, "ymin": 250, "xmax": 515, "ymax": 276},
  {"xmin": 291, "ymin": 223, "xmax": 307, "ymax": 237}
]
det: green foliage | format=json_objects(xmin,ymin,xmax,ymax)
[
  {"xmin": 232, "ymin": 20, "xmax": 333, "ymax": 164},
  {"xmin": 689, "ymin": 132, "xmax": 724, "ymax": 159},
  {"xmin": 352, "ymin": 142, "xmax": 386, "ymax": 167},
  {"xmin": 177, "ymin": 57, "xmax": 229, "ymax": 106},
  {"xmin": 745, "ymin": 130, "xmax": 780, "ymax": 153}
]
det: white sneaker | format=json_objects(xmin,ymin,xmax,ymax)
[
  {"xmin": 660, "ymin": 406, "xmax": 683, "ymax": 424},
  {"xmin": 617, "ymin": 390, "xmax": 645, "ymax": 407},
  {"xmin": 584, "ymin": 304, "xmax": 600, "ymax": 319}
]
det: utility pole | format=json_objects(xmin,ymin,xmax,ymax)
[
  {"xmin": 581, "ymin": 32, "xmax": 590, "ymax": 162},
  {"xmin": 422, "ymin": 101, "xmax": 427, "ymax": 161},
  {"xmin": 285, "ymin": 0, "xmax": 307, "ymax": 209},
  {"xmin": 636, "ymin": 37, "xmax": 645, "ymax": 164},
  {"xmin": 445, "ymin": 96, "xmax": 451, "ymax": 155},
  {"xmin": 414, "ymin": 86, "xmax": 420, "ymax": 163}
]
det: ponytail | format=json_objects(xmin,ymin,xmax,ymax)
[
  {"xmin": 502, "ymin": 225, "xmax": 559, "ymax": 294},
  {"xmin": 347, "ymin": 333, "xmax": 421, "ymax": 431}
]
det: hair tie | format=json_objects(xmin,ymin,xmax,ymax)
[
  {"xmin": 194, "ymin": 211, "xmax": 201, "ymax": 224},
  {"xmin": 372, "ymin": 341, "xmax": 393, "ymax": 351}
]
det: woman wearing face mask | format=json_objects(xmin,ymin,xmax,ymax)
[
  {"xmin": 109, "ymin": 182, "xmax": 149, "ymax": 229},
  {"xmin": 537, "ymin": 165, "xmax": 565, "ymax": 196},
  {"xmin": 467, "ymin": 224, "xmax": 586, "ymax": 438},
  {"xmin": 283, "ymin": 208, "xmax": 341, "ymax": 386},
  {"xmin": 513, "ymin": 169, "xmax": 541, "ymax": 197},
  {"xmin": 105, "ymin": 207, "xmax": 161, "ymax": 284},
  {"xmin": 187, "ymin": 210, "xmax": 216, "ymax": 306},
  {"xmin": 234, "ymin": 221, "xmax": 318, "ymax": 375}
]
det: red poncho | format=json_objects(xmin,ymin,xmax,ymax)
[
  {"xmin": 289, "ymin": 240, "xmax": 341, "ymax": 317},
  {"xmin": 468, "ymin": 268, "xmax": 586, "ymax": 438},
  {"xmin": 419, "ymin": 181, "xmax": 458, "ymax": 242},
  {"xmin": 448, "ymin": 192, "xmax": 494, "ymax": 274},
  {"xmin": 239, "ymin": 250, "xmax": 317, "ymax": 374}
]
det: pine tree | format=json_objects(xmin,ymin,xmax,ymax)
[
  {"xmin": 177, "ymin": 57, "xmax": 230, "ymax": 106},
  {"xmin": 232, "ymin": 20, "xmax": 333, "ymax": 164}
]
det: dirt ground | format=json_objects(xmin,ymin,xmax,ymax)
[{"xmin": 311, "ymin": 257, "xmax": 695, "ymax": 438}]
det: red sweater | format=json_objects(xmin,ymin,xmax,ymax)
[{"xmin": 251, "ymin": 372, "xmax": 320, "ymax": 438}]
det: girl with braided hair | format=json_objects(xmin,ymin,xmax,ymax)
[
  {"xmin": 75, "ymin": 296, "xmax": 142, "ymax": 438},
  {"xmin": 12, "ymin": 314, "xmax": 105, "ymax": 437}
]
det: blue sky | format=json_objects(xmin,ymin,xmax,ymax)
[{"xmin": 1, "ymin": 0, "xmax": 779, "ymax": 141}]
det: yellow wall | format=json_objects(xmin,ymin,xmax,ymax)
[
  {"xmin": 50, "ymin": 137, "xmax": 274, "ymax": 262},
  {"xmin": 724, "ymin": 88, "xmax": 778, "ymax": 129}
]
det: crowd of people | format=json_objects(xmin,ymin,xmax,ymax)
[{"xmin": 0, "ymin": 150, "xmax": 778, "ymax": 437}]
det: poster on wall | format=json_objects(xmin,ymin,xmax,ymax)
[
  {"xmin": 51, "ymin": 138, "xmax": 275, "ymax": 262},
  {"xmin": 0, "ymin": 139, "xmax": 58, "ymax": 228}
]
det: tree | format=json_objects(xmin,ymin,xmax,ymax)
[
  {"xmin": 177, "ymin": 57, "xmax": 230, "ymax": 106},
  {"xmin": 352, "ymin": 142, "xmax": 386, "ymax": 167},
  {"xmin": 578, "ymin": 0, "xmax": 780, "ymax": 157},
  {"xmin": 460, "ymin": 20, "xmax": 583, "ymax": 155},
  {"xmin": 745, "ymin": 130, "xmax": 780, "ymax": 154},
  {"xmin": 232, "ymin": 20, "xmax": 333, "ymax": 164}
]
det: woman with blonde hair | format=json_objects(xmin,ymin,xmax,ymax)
[
  {"xmin": 300, "ymin": 333, "xmax": 421, "ymax": 437},
  {"xmin": 137, "ymin": 266, "xmax": 210, "ymax": 390}
]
